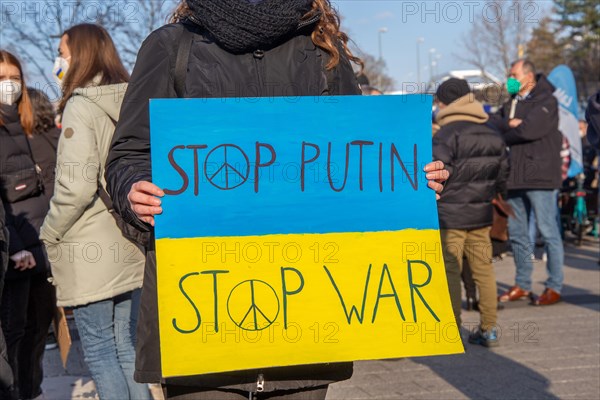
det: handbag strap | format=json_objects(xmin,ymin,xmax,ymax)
[
  {"xmin": 97, "ymin": 185, "xmax": 115, "ymax": 212},
  {"xmin": 96, "ymin": 115, "xmax": 118, "ymax": 212}
]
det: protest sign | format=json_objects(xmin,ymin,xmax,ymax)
[{"xmin": 150, "ymin": 95, "xmax": 463, "ymax": 378}]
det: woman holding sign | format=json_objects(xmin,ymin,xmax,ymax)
[{"xmin": 106, "ymin": 0, "xmax": 449, "ymax": 399}]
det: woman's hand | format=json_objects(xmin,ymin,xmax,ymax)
[
  {"xmin": 128, "ymin": 181, "xmax": 165, "ymax": 226},
  {"xmin": 424, "ymin": 161, "xmax": 449, "ymax": 200},
  {"xmin": 10, "ymin": 250, "xmax": 37, "ymax": 271}
]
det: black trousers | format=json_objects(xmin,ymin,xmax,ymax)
[{"xmin": 0, "ymin": 274, "xmax": 55, "ymax": 399}]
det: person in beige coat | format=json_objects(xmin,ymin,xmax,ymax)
[{"xmin": 39, "ymin": 24, "xmax": 149, "ymax": 400}]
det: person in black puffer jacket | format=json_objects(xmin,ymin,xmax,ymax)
[
  {"xmin": 26, "ymin": 88, "xmax": 60, "ymax": 200},
  {"xmin": 105, "ymin": 1, "xmax": 449, "ymax": 398},
  {"xmin": 433, "ymin": 78, "xmax": 509, "ymax": 348},
  {"xmin": 587, "ymin": 90, "xmax": 600, "ymax": 151},
  {"xmin": 0, "ymin": 50, "xmax": 55, "ymax": 400},
  {"xmin": 585, "ymin": 90, "xmax": 600, "ymax": 264}
]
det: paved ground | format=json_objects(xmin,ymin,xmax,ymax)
[{"xmin": 42, "ymin": 233, "xmax": 600, "ymax": 400}]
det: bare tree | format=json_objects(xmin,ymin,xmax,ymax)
[
  {"xmin": 455, "ymin": 0, "xmax": 539, "ymax": 78},
  {"xmin": 526, "ymin": 17, "xmax": 565, "ymax": 75},
  {"xmin": 1, "ymin": 0, "xmax": 176, "ymax": 98},
  {"xmin": 355, "ymin": 53, "xmax": 396, "ymax": 93}
]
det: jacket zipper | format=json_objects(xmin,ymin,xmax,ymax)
[
  {"xmin": 253, "ymin": 50, "xmax": 265, "ymax": 97},
  {"xmin": 248, "ymin": 373, "xmax": 264, "ymax": 399},
  {"xmin": 256, "ymin": 373, "xmax": 265, "ymax": 392}
]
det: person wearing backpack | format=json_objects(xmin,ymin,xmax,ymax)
[
  {"xmin": 39, "ymin": 24, "xmax": 149, "ymax": 400},
  {"xmin": 105, "ymin": 1, "xmax": 449, "ymax": 398}
]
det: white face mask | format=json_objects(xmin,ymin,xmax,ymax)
[
  {"xmin": 0, "ymin": 80, "xmax": 22, "ymax": 106},
  {"xmin": 52, "ymin": 57, "xmax": 70, "ymax": 86}
]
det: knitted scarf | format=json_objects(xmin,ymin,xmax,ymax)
[{"xmin": 186, "ymin": 0, "xmax": 314, "ymax": 53}]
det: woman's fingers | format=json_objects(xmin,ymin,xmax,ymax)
[
  {"xmin": 132, "ymin": 181, "xmax": 164, "ymax": 197},
  {"xmin": 128, "ymin": 189, "xmax": 162, "ymax": 208},
  {"xmin": 139, "ymin": 216, "xmax": 156, "ymax": 227},
  {"xmin": 424, "ymin": 161, "xmax": 448, "ymax": 201},
  {"xmin": 128, "ymin": 181, "xmax": 165, "ymax": 221},
  {"xmin": 428, "ymin": 180, "xmax": 444, "ymax": 194},
  {"xmin": 426, "ymin": 169, "xmax": 450, "ymax": 182},
  {"xmin": 11, "ymin": 251, "xmax": 35, "ymax": 270},
  {"xmin": 423, "ymin": 160, "xmax": 445, "ymax": 173},
  {"xmin": 15, "ymin": 257, "xmax": 34, "ymax": 271},
  {"xmin": 27, "ymin": 255, "xmax": 37, "ymax": 268},
  {"xmin": 131, "ymin": 203, "xmax": 163, "ymax": 217}
]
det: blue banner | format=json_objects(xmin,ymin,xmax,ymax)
[{"xmin": 549, "ymin": 65, "xmax": 583, "ymax": 177}]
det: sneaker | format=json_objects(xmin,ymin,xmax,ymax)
[
  {"xmin": 45, "ymin": 332, "xmax": 58, "ymax": 351},
  {"xmin": 468, "ymin": 327, "xmax": 499, "ymax": 348}
]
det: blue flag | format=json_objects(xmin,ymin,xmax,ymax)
[{"xmin": 548, "ymin": 65, "xmax": 582, "ymax": 177}]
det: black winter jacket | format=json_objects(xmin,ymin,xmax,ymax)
[
  {"xmin": 0, "ymin": 195, "xmax": 6, "ymax": 287},
  {"xmin": 433, "ymin": 97, "xmax": 509, "ymax": 230},
  {"xmin": 0, "ymin": 105, "xmax": 50, "ymax": 280},
  {"xmin": 490, "ymin": 74, "xmax": 562, "ymax": 190},
  {"xmin": 586, "ymin": 90, "xmax": 600, "ymax": 150},
  {"xmin": 0, "ymin": 196, "xmax": 11, "ymax": 393},
  {"xmin": 106, "ymin": 22, "xmax": 360, "ymax": 388}
]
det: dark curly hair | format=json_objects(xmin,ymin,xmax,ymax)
[{"xmin": 27, "ymin": 88, "xmax": 56, "ymax": 134}]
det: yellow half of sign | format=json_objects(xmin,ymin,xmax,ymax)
[{"xmin": 156, "ymin": 229, "xmax": 464, "ymax": 377}]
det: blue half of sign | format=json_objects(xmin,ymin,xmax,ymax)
[{"xmin": 150, "ymin": 95, "xmax": 437, "ymax": 239}]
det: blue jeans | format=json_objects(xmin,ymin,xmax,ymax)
[
  {"xmin": 508, "ymin": 190, "xmax": 564, "ymax": 292},
  {"xmin": 73, "ymin": 290, "xmax": 150, "ymax": 400}
]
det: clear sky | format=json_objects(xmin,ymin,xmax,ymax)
[{"xmin": 335, "ymin": 0, "xmax": 553, "ymax": 88}]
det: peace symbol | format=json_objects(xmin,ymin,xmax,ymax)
[
  {"xmin": 227, "ymin": 280, "xmax": 280, "ymax": 331},
  {"xmin": 204, "ymin": 144, "xmax": 249, "ymax": 190}
]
